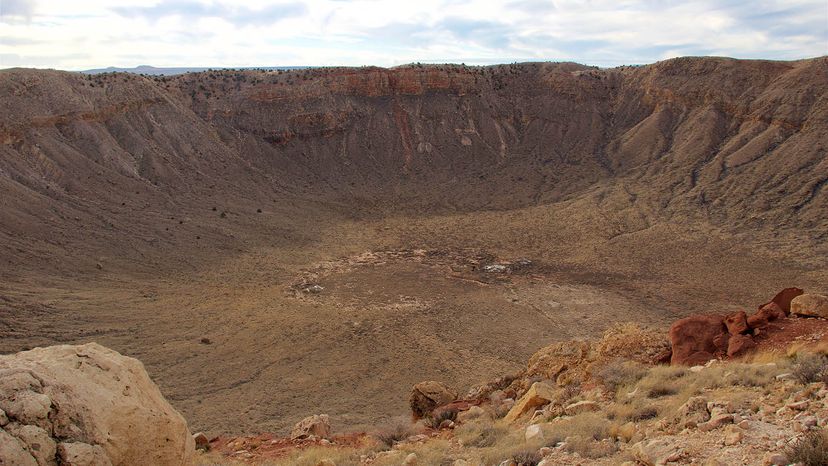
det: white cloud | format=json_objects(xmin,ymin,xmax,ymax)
[{"xmin": 0, "ymin": 0, "xmax": 825, "ymax": 69}]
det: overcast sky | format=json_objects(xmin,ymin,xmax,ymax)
[{"xmin": 1, "ymin": 0, "xmax": 826, "ymax": 70}]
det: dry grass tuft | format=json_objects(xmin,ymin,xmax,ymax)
[{"xmin": 786, "ymin": 429, "xmax": 828, "ymax": 466}]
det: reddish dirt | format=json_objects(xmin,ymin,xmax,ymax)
[{"xmin": 751, "ymin": 315, "xmax": 828, "ymax": 354}]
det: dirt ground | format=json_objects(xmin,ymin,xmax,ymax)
[{"xmin": 2, "ymin": 204, "xmax": 825, "ymax": 436}]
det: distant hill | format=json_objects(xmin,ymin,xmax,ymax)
[{"xmin": 82, "ymin": 64, "xmax": 309, "ymax": 75}]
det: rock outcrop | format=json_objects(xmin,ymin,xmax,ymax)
[
  {"xmin": 669, "ymin": 315, "xmax": 729, "ymax": 365},
  {"xmin": 0, "ymin": 343, "xmax": 194, "ymax": 466}
]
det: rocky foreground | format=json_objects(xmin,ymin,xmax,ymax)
[{"xmin": 2, "ymin": 289, "xmax": 827, "ymax": 465}]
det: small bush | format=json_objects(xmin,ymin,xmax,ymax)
[
  {"xmin": 373, "ymin": 417, "xmax": 415, "ymax": 448},
  {"xmin": 596, "ymin": 359, "xmax": 648, "ymax": 393},
  {"xmin": 792, "ymin": 353, "xmax": 828, "ymax": 384},
  {"xmin": 455, "ymin": 421, "xmax": 508, "ymax": 448},
  {"xmin": 607, "ymin": 399, "xmax": 661, "ymax": 422},
  {"xmin": 786, "ymin": 429, "xmax": 828, "ymax": 466}
]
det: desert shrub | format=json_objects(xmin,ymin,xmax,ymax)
[
  {"xmin": 607, "ymin": 399, "xmax": 661, "ymax": 422},
  {"xmin": 564, "ymin": 437, "xmax": 618, "ymax": 459},
  {"xmin": 509, "ymin": 447, "xmax": 544, "ymax": 465},
  {"xmin": 455, "ymin": 420, "xmax": 508, "ymax": 448},
  {"xmin": 545, "ymin": 412, "xmax": 612, "ymax": 443},
  {"xmin": 636, "ymin": 366, "xmax": 687, "ymax": 398},
  {"xmin": 596, "ymin": 359, "xmax": 649, "ymax": 393},
  {"xmin": 791, "ymin": 353, "xmax": 828, "ymax": 384},
  {"xmin": 786, "ymin": 429, "xmax": 828, "ymax": 466},
  {"xmin": 691, "ymin": 363, "xmax": 781, "ymax": 389},
  {"xmin": 372, "ymin": 416, "xmax": 415, "ymax": 448}
]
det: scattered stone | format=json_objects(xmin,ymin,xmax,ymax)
[
  {"xmin": 0, "ymin": 408, "xmax": 7, "ymax": 426},
  {"xmin": 193, "ymin": 432, "xmax": 210, "ymax": 451},
  {"xmin": 409, "ymin": 381, "xmax": 458, "ymax": 419},
  {"xmin": 775, "ymin": 373, "xmax": 794, "ymax": 381},
  {"xmin": 482, "ymin": 264, "xmax": 507, "ymax": 273},
  {"xmin": 525, "ymin": 423, "xmax": 545, "ymax": 442},
  {"xmin": 199, "ymin": 337, "xmax": 212, "ymax": 345},
  {"xmin": 690, "ymin": 365, "xmax": 705, "ymax": 373},
  {"xmin": 786, "ymin": 400, "xmax": 809, "ymax": 411},
  {"xmin": 290, "ymin": 414, "xmax": 331, "ymax": 440},
  {"xmin": 504, "ymin": 382, "xmax": 559, "ymax": 422},
  {"xmin": 563, "ymin": 400, "xmax": 600, "ymax": 415},
  {"xmin": 698, "ymin": 414, "xmax": 734, "ymax": 432},
  {"xmin": 675, "ymin": 396, "xmax": 710, "ymax": 428},
  {"xmin": 737, "ymin": 419, "xmax": 750, "ymax": 429},
  {"xmin": 315, "ymin": 460, "xmax": 336, "ymax": 466},
  {"xmin": 724, "ymin": 428, "xmax": 743, "ymax": 445},
  {"xmin": 790, "ymin": 293, "xmax": 828, "ymax": 318},
  {"xmin": 631, "ymin": 439, "xmax": 683, "ymax": 465},
  {"xmin": 402, "ymin": 452, "xmax": 418, "ymax": 465},
  {"xmin": 762, "ymin": 452, "xmax": 788, "ymax": 466},
  {"xmin": 302, "ymin": 284, "xmax": 324, "ymax": 294}
]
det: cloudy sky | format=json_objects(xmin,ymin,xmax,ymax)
[{"xmin": 1, "ymin": 0, "xmax": 826, "ymax": 69}]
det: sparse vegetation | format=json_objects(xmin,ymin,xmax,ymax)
[
  {"xmin": 791, "ymin": 353, "xmax": 828, "ymax": 384},
  {"xmin": 786, "ymin": 429, "xmax": 828, "ymax": 466}
]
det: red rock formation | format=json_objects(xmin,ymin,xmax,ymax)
[
  {"xmin": 724, "ymin": 311, "xmax": 749, "ymax": 335},
  {"xmin": 669, "ymin": 315, "xmax": 729, "ymax": 365},
  {"xmin": 759, "ymin": 288, "xmax": 804, "ymax": 315},
  {"xmin": 747, "ymin": 302, "xmax": 787, "ymax": 329},
  {"xmin": 727, "ymin": 334, "xmax": 756, "ymax": 357}
]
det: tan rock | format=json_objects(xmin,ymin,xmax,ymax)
[
  {"xmin": 504, "ymin": 382, "xmax": 559, "ymax": 423},
  {"xmin": 525, "ymin": 423, "xmax": 545, "ymax": 442},
  {"xmin": 0, "ymin": 343, "xmax": 194, "ymax": 466},
  {"xmin": 409, "ymin": 381, "xmax": 457, "ymax": 419},
  {"xmin": 675, "ymin": 396, "xmax": 710, "ymax": 428},
  {"xmin": 402, "ymin": 452, "xmax": 418, "ymax": 465},
  {"xmin": 724, "ymin": 429, "xmax": 742, "ymax": 445},
  {"xmin": 315, "ymin": 460, "xmax": 336, "ymax": 466},
  {"xmin": 290, "ymin": 414, "xmax": 331, "ymax": 440},
  {"xmin": 698, "ymin": 414, "xmax": 734, "ymax": 432},
  {"xmin": 57, "ymin": 442, "xmax": 113, "ymax": 466},
  {"xmin": 456, "ymin": 405, "xmax": 486, "ymax": 423},
  {"xmin": 790, "ymin": 293, "xmax": 828, "ymax": 318},
  {"xmin": 563, "ymin": 400, "xmax": 600, "ymax": 415},
  {"xmin": 631, "ymin": 439, "xmax": 683, "ymax": 465}
]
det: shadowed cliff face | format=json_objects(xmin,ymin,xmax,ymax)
[{"xmin": 1, "ymin": 58, "xmax": 827, "ymax": 435}]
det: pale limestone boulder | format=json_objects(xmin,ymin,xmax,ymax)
[
  {"xmin": 290, "ymin": 414, "xmax": 331, "ymax": 440},
  {"xmin": 791, "ymin": 293, "xmax": 828, "ymax": 318},
  {"xmin": 0, "ymin": 343, "xmax": 194, "ymax": 466}
]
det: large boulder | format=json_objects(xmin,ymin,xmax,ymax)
[
  {"xmin": 409, "ymin": 381, "xmax": 457, "ymax": 419},
  {"xmin": 790, "ymin": 294, "xmax": 828, "ymax": 318},
  {"xmin": 0, "ymin": 343, "xmax": 194, "ymax": 466},
  {"xmin": 290, "ymin": 414, "xmax": 331, "ymax": 440},
  {"xmin": 759, "ymin": 287, "xmax": 804, "ymax": 315},
  {"xmin": 504, "ymin": 382, "xmax": 560, "ymax": 423},
  {"xmin": 669, "ymin": 315, "xmax": 729, "ymax": 365}
]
